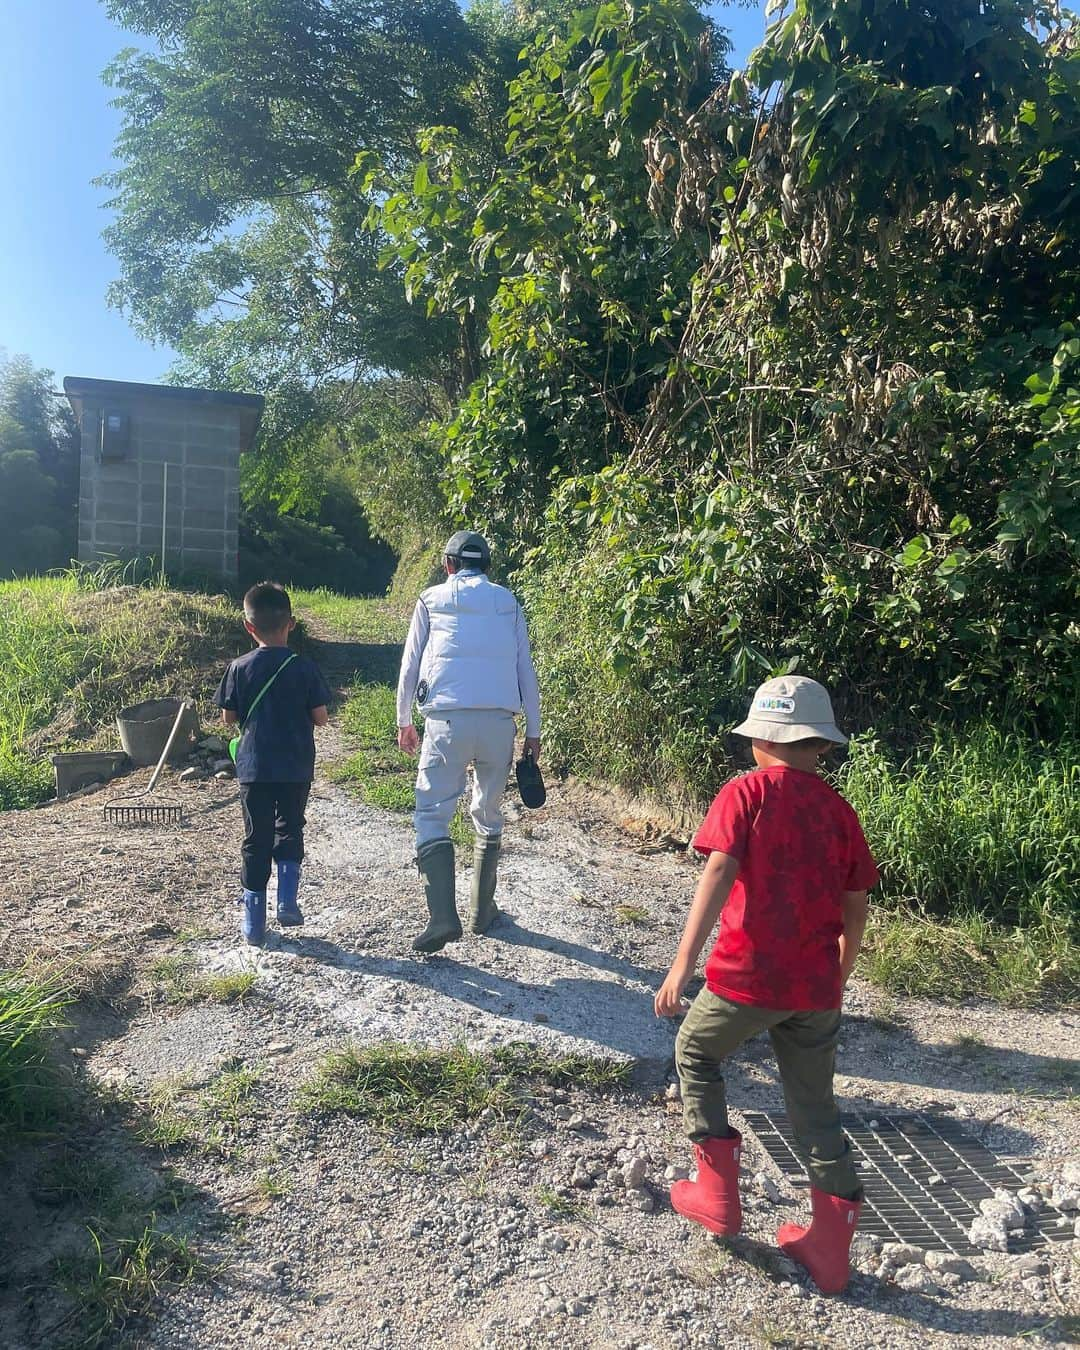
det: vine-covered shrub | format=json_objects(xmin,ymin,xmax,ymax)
[{"xmin": 372, "ymin": 0, "xmax": 1079, "ymax": 753}]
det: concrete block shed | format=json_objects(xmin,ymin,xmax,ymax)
[{"xmin": 64, "ymin": 377, "xmax": 264, "ymax": 585}]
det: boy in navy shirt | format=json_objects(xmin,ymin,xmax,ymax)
[{"xmin": 215, "ymin": 582, "xmax": 331, "ymax": 946}]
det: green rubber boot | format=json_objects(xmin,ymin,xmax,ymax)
[
  {"xmin": 468, "ymin": 834, "xmax": 502, "ymax": 935},
  {"xmin": 412, "ymin": 838, "xmax": 461, "ymax": 953}
]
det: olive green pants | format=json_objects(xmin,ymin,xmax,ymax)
[{"xmin": 675, "ymin": 987, "xmax": 861, "ymax": 1200}]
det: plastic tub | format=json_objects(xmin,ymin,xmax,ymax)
[
  {"xmin": 116, "ymin": 698, "xmax": 200, "ymax": 767},
  {"xmin": 50, "ymin": 750, "xmax": 130, "ymax": 799}
]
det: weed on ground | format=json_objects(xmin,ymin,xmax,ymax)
[
  {"xmin": 53, "ymin": 1220, "xmax": 209, "ymax": 1350},
  {"xmin": 131, "ymin": 1061, "xmax": 265, "ymax": 1160},
  {"xmin": 298, "ymin": 1041, "xmax": 630, "ymax": 1134},
  {"xmin": 534, "ymin": 1183, "xmax": 586, "ymax": 1219},
  {"xmin": 614, "ymin": 903, "xmax": 650, "ymax": 926},
  {"xmin": 149, "ymin": 953, "xmax": 256, "ymax": 1007},
  {"xmin": 37, "ymin": 1150, "xmax": 127, "ymax": 1214}
]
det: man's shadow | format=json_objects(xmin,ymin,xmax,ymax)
[
  {"xmin": 491, "ymin": 916, "xmax": 662, "ymax": 986},
  {"xmin": 278, "ymin": 926, "xmax": 675, "ymax": 1063},
  {"xmin": 278, "ymin": 926, "xmax": 1076, "ymax": 1104}
]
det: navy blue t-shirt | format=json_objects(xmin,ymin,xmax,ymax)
[{"xmin": 214, "ymin": 646, "xmax": 331, "ymax": 784}]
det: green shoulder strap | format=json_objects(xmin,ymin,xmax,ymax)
[{"xmin": 228, "ymin": 652, "xmax": 299, "ymax": 763}]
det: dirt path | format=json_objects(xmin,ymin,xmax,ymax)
[{"xmin": 0, "ymin": 616, "xmax": 1077, "ymax": 1348}]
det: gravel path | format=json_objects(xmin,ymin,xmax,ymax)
[{"xmin": 0, "ymin": 619, "xmax": 1076, "ymax": 1348}]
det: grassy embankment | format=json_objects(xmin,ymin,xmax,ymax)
[
  {"xmin": 840, "ymin": 729, "xmax": 1079, "ymax": 1006},
  {"xmin": 0, "ymin": 569, "xmax": 242, "ymax": 811},
  {"xmin": 299, "ymin": 587, "xmax": 1078, "ymax": 1009}
]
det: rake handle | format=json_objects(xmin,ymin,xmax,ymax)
[{"xmin": 146, "ymin": 700, "xmax": 192, "ymax": 794}]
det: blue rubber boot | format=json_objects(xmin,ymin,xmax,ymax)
[
  {"xmin": 276, "ymin": 861, "xmax": 304, "ymax": 927},
  {"xmin": 240, "ymin": 889, "xmax": 267, "ymax": 947}
]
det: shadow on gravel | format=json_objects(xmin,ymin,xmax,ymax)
[
  {"xmin": 841, "ymin": 1012, "xmax": 1079, "ymax": 1101},
  {"xmin": 486, "ymin": 916, "xmax": 665, "ymax": 986},
  {"xmin": 0, "ymin": 997, "xmax": 226, "ymax": 1350},
  {"xmin": 304, "ymin": 638, "xmax": 402, "ymax": 688},
  {"xmin": 704, "ymin": 1234, "xmax": 1073, "ymax": 1342},
  {"xmin": 280, "ymin": 933, "xmax": 674, "ymax": 1061},
  {"xmin": 871, "ymin": 1283, "xmax": 1076, "ymax": 1342}
]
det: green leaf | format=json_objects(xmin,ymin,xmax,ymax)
[{"xmin": 899, "ymin": 537, "xmax": 929, "ymax": 567}]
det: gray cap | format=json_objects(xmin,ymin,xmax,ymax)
[
  {"xmin": 731, "ymin": 676, "xmax": 848, "ymax": 744},
  {"xmin": 444, "ymin": 530, "xmax": 491, "ymax": 569}
]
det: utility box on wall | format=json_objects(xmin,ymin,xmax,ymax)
[{"xmin": 64, "ymin": 377, "xmax": 264, "ymax": 585}]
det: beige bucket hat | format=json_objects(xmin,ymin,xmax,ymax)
[{"xmin": 731, "ymin": 676, "xmax": 848, "ymax": 745}]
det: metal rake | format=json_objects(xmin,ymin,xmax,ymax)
[{"xmin": 103, "ymin": 699, "xmax": 190, "ymax": 827}]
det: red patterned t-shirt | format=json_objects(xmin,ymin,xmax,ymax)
[{"xmin": 692, "ymin": 766, "xmax": 878, "ymax": 1010}]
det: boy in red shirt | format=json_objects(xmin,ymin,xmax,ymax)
[{"xmin": 655, "ymin": 676, "xmax": 877, "ymax": 1294}]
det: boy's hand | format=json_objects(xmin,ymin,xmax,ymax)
[
  {"xmin": 398, "ymin": 725, "xmax": 420, "ymax": 755},
  {"xmin": 654, "ymin": 964, "xmax": 692, "ymax": 1018}
]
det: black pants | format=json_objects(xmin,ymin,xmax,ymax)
[{"xmin": 238, "ymin": 782, "xmax": 311, "ymax": 891}]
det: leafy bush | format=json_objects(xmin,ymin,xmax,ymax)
[
  {"xmin": 519, "ymin": 535, "xmax": 731, "ymax": 814},
  {"xmin": 369, "ymin": 0, "xmax": 1080, "ymax": 747}
]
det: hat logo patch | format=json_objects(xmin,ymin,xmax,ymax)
[{"xmin": 755, "ymin": 695, "xmax": 795, "ymax": 714}]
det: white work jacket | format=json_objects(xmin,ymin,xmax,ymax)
[{"xmin": 396, "ymin": 570, "xmax": 541, "ymax": 736}]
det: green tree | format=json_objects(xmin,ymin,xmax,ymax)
[
  {"xmin": 99, "ymin": 0, "xmax": 600, "ymax": 546},
  {"xmin": 364, "ymin": 1, "xmax": 729, "ymax": 550},
  {"xmin": 0, "ymin": 357, "xmax": 78, "ymax": 578},
  {"xmin": 369, "ymin": 0, "xmax": 1080, "ymax": 785},
  {"xmin": 100, "ymin": 0, "xmax": 507, "ymax": 413}
]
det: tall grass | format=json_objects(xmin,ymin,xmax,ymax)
[
  {"xmin": 0, "ymin": 967, "xmax": 72, "ymax": 1139},
  {"xmin": 0, "ymin": 571, "xmax": 241, "ymax": 809},
  {"xmin": 839, "ymin": 726, "xmax": 1079, "ymax": 1005}
]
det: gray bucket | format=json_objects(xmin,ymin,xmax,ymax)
[{"xmin": 116, "ymin": 698, "xmax": 200, "ymax": 767}]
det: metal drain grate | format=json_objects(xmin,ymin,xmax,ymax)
[{"xmin": 743, "ymin": 1109, "xmax": 1073, "ymax": 1255}]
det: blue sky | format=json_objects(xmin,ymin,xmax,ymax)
[{"xmin": 0, "ymin": 2, "xmax": 768, "ymax": 390}]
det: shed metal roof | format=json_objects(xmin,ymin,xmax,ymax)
[{"xmin": 63, "ymin": 376, "xmax": 264, "ymax": 453}]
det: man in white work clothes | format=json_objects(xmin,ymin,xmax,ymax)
[{"xmin": 396, "ymin": 531, "xmax": 541, "ymax": 953}]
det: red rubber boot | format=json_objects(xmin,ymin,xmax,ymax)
[
  {"xmin": 670, "ymin": 1132, "xmax": 742, "ymax": 1236},
  {"xmin": 777, "ymin": 1188, "xmax": 862, "ymax": 1294}
]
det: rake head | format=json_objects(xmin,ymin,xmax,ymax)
[{"xmin": 102, "ymin": 802, "xmax": 184, "ymax": 827}]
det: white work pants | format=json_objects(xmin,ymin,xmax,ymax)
[{"xmin": 414, "ymin": 709, "xmax": 516, "ymax": 847}]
